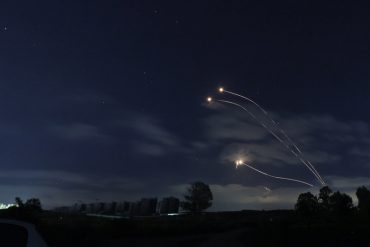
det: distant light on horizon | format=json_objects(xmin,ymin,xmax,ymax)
[
  {"xmin": 0, "ymin": 203, "xmax": 16, "ymax": 210},
  {"xmin": 167, "ymin": 213, "xmax": 180, "ymax": 216}
]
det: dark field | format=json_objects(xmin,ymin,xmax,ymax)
[
  {"xmin": 23, "ymin": 210, "xmax": 370, "ymax": 247},
  {"xmin": 0, "ymin": 222, "xmax": 28, "ymax": 246}
]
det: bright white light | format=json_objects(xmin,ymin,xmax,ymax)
[
  {"xmin": 207, "ymin": 97, "xmax": 212, "ymax": 102},
  {"xmin": 167, "ymin": 213, "xmax": 180, "ymax": 216},
  {"xmin": 219, "ymin": 87, "xmax": 224, "ymax": 93},
  {"xmin": 235, "ymin": 159, "xmax": 244, "ymax": 168},
  {"xmin": 0, "ymin": 203, "xmax": 16, "ymax": 210}
]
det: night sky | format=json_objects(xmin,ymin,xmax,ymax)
[{"xmin": 1, "ymin": 1, "xmax": 370, "ymax": 210}]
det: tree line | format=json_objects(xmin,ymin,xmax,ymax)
[{"xmin": 295, "ymin": 185, "xmax": 370, "ymax": 218}]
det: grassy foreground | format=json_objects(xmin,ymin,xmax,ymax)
[{"xmin": 2, "ymin": 209, "xmax": 370, "ymax": 246}]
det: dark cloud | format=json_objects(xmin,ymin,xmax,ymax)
[
  {"xmin": 122, "ymin": 113, "xmax": 193, "ymax": 156},
  {"xmin": 0, "ymin": 169, "xmax": 146, "ymax": 208},
  {"xmin": 1, "ymin": 106, "xmax": 370, "ymax": 210},
  {"xmin": 127, "ymin": 115, "xmax": 179, "ymax": 146},
  {"xmin": 203, "ymin": 104, "xmax": 370, "ymax": 180}
]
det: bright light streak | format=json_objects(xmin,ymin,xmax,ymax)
[
  {"xmin": 217, "ymin": 95, "xmax": 325, "ymax": 186},
  {"xmin": 239, "ymin": 161, "xmax": 314, "ymax": 187}
]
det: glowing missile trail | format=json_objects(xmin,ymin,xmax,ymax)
[
  {"xmin": 219, "ymin": 98, "xmax": 324, "ymax": 185},
  {"xmin": 217, "ymin": 99, "xmax": 322, "ymax": 184},
  {"xmin": 217, "ymin": 99, "xmax": 290, "ymax": 150},
  {"xmin": 219, "ymin": 88, "xmax": 305, "ymax": 153},
  {"xmin": 306, "ymin": 160, "xmax": 324, "ymax": 184},
  {"xmin": 219, "ymin": 88, "xmax": 268, "ymax": 115},
  {"xmin": 218, "ymin": 88, "xmax": 325, "ymax": 185},
  {"xmin": 274, "ymin": 127, "xmax": 324, "ymax": 184},
  {"xmin": 221, "ymin": 87, "xmax": 325, "ymax": 185},
  {"xmin": 281, "ymin": 129, "xmax": 324, "ymax": 185},
  {"xmin": 235, "ymin": 160, "xmax": 314, "ymax": 187},
  {"xmin": 279, "ymin": 129, "xmax": 302, "ymax": 154},
  {"xmin": 207, "ymin": 95, "xmax": 324, "ymax": 185}
]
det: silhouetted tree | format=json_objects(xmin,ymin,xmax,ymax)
[
  {"xmin": 356, "ymin": 186, "xmax": 370, "ymax": 217},
  {"xmin": 15, "ymin": 197, "xmax": 24, "ymax": 208},
  {"xmin": 11, "ymin": 197, "xmax": 42, "ymax": 223},
  {"xmin": 98, "ymin": 202, "xmax": 106, "ymax": 213},
  {"xmin": 329, "ymin": 191, "xmax": 353, "ymax": 215},
  {"xmin": 295, "ymin": 192, "xmax": 319, "ymax": 216},
  {"xmin": 109, "ymin": 202, "xmax": 117, "ymax": 214},
  {"xmin": 182, "ymin": 181, "xmax": 213, "ymax": 214},
  {"xmin": 318, "ymin": 186, "xmax": 332, "ymax": 211},
  {"xmin": 25, "ymin": 198, "xmax": 42, "ymax": 211},
  {"xmin": 79, "ymin": 203, "xmax": 87, "ymax": 212}
]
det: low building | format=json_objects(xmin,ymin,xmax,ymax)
[
  {"xmin": 130, "ymin": 198, "xmax": 158, "ymax": 216},
  {"xmin": 159, "ymin": 197, "xmax": 180, "ymax": 214}
]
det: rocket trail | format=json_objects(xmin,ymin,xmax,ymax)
[
  {"xmin": 218, "ymin": 99, "xmax": 294, "ymax": 155},
  {"xmin": 238, "ymin": 161, "xmax": 314, "ymax": 187},
  {"xmin": 221, "ymin": 91, "xmax": 306, "ymax": 148},
  {"xmin": 222, "ymin": 89, "xmax": 319, "ymax": 170},
  {"xmin": 217, "ymin": 100, "xmax": 290, "ymax": 150},
  {"xmin": 219, "ymin": 89, "xmax": 325, "ymax": 185},
  {"xmin": 306, "ymin": 160, "xmax": 324, "ymax": 185},
  {"xmin": 279, "ymin": 129, "xmax": 303, "ymax": 154},
  {"xmin": 218, "ymin": 99, "xmax": 324, "ymax": 185},
  {"xmin": 279, "ymin": 129, "xmax": 324, "ymax": 185},
  {"xmin": 272, "ymin": 127, "xmax": 325, "ymax": 185},
  {"xmin": 222, "ymin": 89, "xmax": 269, "ymax": 116}
]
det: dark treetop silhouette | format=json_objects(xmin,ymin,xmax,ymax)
[{"xmin": 182, "ymin": 181, "xmax": 213, "ymax": 214}]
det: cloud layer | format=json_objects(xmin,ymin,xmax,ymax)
[
  {"xmin": 203, "ymin": 102, "xmax": 370, "ymax": 184},
  {"xmin": 2, "ymin": 101, "xmax": 370, "ymax": 211}
]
